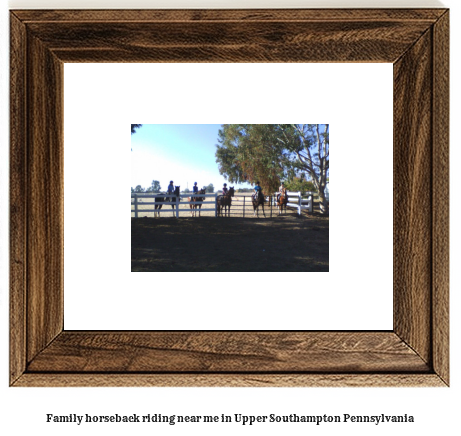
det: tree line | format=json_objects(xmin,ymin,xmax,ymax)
[
  {"xmin": 215, "ymin": 124, "xmax": 329, "ymax": 214},
  {"xmin": 131, "ymin": 181, "xmax": 215, "ymax": 193},
  {"xmin": 131, "ymin": 180, "xmax": 161, "ymax": 193}
]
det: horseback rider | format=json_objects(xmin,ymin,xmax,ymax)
[
  {"xmin": 277, "ymin": 182, "xmax": 286, "ymax": 202},
  {"xmin": 252, "ymin": 181, "xmax": 262, "ymax": 200},
  {"xmin": 192, "ymin": 182, "xmax": 199, "ymax": 195},
  {"xmin": 167, "ymin": 180, "xmax": 175, "ymax": 195},
  {"xmin": 222, "ymin": 183, "xmax": 228, "ymax": 195}
]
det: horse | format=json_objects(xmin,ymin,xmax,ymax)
[
  {"xmin": 168, "ymin": 186, "xmax": 180, "ymax": 216},
  {"xmin": 252, "ymin": 190, "xmax": 266, "ymax": 217},
  {"xmin": 188, "ymin": 188, "xmax": 206, "ymax": 217},
  {"xmin": 277, "ymin": 188, "xmax": 288, "ymax": 215},
  {"xmin": 154, "ymin": 193, "xmax": 166, "ymax": 217},
  {"xmin": 216, "ymin": 186, "xmax": 234, "ymax": 217}
]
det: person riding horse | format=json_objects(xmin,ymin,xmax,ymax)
[
  {"xmin": 192, "ymin": 182, "xmax": 198, "ymax": 195},
  {"xmin": 252, "ymin": 181, "xmax": 266, "ymax": 217},
  {"xmin": 217, "ymin": 185, "xmax": 234, "ymax": 217},
  {"xmin": 167, "ymin": 181, "xmax": 180, "ymax": 216},
  {"xmin": 277, "ymin": 182, "xmax": 286, "ymax": 202},
  {"xmin": 276, "ymin": 182, "xmax": 288, "ymax": 214},
  {"xmin": 189, "ymin": 186, "xmax": 206, "ymax": 217},
  {"xmin": 252, "ymin": 181, "xmax": 263, "ymax": 201},
  {"xmin": 167, "ymin": 180, "xmax": 175, "ymax": 196}
]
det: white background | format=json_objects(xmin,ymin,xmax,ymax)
[
  {"xmin": 64, "ymin": 63, "xmax": 392, "ymax": 331},
  {"xmin": 1, "ymin": 1, "xmax": 459, "ymax": 436}
]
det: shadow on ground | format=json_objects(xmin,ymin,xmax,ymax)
[{"xmin": 132, "ymin": 215, "xmax": 329, "ymax": 272}]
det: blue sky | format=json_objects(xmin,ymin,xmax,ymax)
[{"xmin": 131, "ymin": 124, "xmax": 253, "ymax": 192}]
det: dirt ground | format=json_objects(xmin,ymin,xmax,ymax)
[{"xmin": 131, "ymin": 211, "xmax": 329, "ymax": 272}]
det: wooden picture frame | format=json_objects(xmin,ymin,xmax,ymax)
[{"xmin": 10, "ymin": 9, "xmax": 449, "ymax": 387}]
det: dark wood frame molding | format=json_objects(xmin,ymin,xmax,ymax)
[{"xmin": 10, "ymin": 9, "xmax": 449, "ymax": 387}]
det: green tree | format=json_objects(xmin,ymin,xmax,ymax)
[
  {"xmin": 279, "ymin": 124, "xmax": 329, "ymax": 214},
  {"xmin": 183, "ymin": 188, "xmax": 190, "ymax": 194},
  {"xmin": 215, "ymin": 124, "xmax": 287, "ymax": 195},
  {"xmin": 285, "ymin": 177, "xmax": 316, "ymax": 194},
  {"xmin": 203, "ymin": 183, "xmax": 214, "ymax": 193},
  {"xmin": 144, "ymin": 181, "xmax": 161, "ymax": 193},
  {"xmin": 216, "ymin": 124, "xmax": 329, "ymax": 214},
  {"xmin": 134, "ymin": 185, "xmax": 145, "ymax": 193},
  {"xmin": 131, "ymin": 124, "xmax": 142, "ymax": 134},
  {"xmin": 150, "ymin": 180, "xmax": 161, "ymax": 192}
]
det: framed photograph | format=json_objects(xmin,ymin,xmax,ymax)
[{"xmin": 10, "ymin": 9, "xmax": 449, "ymax": 386}]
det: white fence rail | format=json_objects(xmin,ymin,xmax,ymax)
[
  {"xmin": 276, "ymin": 191, "xmax": 314, "ymax": 215},
  {"xmin": 132, "ymin": 191, "xmax": 314, "ymax": 218},
  {"xmin": 132, "ymin": 193, "xmax": 217, "ymax": 218}
]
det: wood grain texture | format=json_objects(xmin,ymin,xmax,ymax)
[
  {"xmin": 26, "ymin": 34, "xmax": 64, "ymax": 362},
  {"xmin": 26, "ymin": 20, "xmax": 433, "ymax": 63},
  {"xmin": 10, "ymin": 13, "xmax": 28, "ymax": 384},
  {"xmin": 393, "ymin": 29, "xmax": 433, "ymax": 364},
  {"xmin": 9, "ymin": 9, "xmax": 449, "ymax": 387},
  {"xmin": 13, "ymin": 374, "xmax": 446, "ymax": 388},
  {"xmin": 12, "ymin": 9, "xmax": 447, "ymax": 22},
  {"xmin": 27, "ymin": 332, "xmax": 429, "ymax": 373},
  {"xmin": 432, "ymin": 11, "xmax": 449, "ymax": 385}
]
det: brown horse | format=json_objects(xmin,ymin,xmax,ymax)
[
  {"xmin": 216, "ymin": 187, "xmax": 234, "ymax": 217},
  {"xmin": 188, "ymin": 188, "xmax": 206, "ymax": 217},
  {"xmin": 252, "ymin": 190, "xmax": 266, "ymax": 217},
  {"xmin": 277, "ymin": 188, "xmax": 288, "ymax": 215}
]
